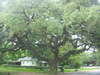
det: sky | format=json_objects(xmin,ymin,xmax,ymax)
[{"xmin": 98, "ymin": 0, "xmax": 100, "ymax": 3}]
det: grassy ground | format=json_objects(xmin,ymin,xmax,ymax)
[
  {"xmin": 0, "ymin": 65, "xmax": 100, "ymax": 72},
  {"xmin": 65, "ymin": 67, "xmax": 100, "ymax": 72},
  {"xmin": 80, "ymin": 67, "xmax": 100, "ymax": 71},
  {"xmin": 0, "ymin": 65, "xmax": 44, "ymax": 72}
]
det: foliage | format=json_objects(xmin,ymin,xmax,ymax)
[{"xmin": 0, "ymin": 0, "xmax": 100, "ymax": 72}]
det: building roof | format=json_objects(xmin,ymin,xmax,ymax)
[{"xmin": 18, "ymin": 57, "xmax": 32, "ymax": 61}]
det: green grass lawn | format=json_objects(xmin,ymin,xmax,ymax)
[
  {"xmin": 0, "ymin": 65, "xmax": 45, "ymax": 72},
  {"xmin": 80, "ymin": 67, "xmax": 100, "ymax": 71},
  {"xmin": 64, "ymin": 67, "xmax": 100, "ymax": 72},
  {"xmin": 64, "ymin": 69, "xmax": 76, "ymax": 72},
  {"xmin": 0, "ymin": 65, "xmax": 100, "ymax": 72}
]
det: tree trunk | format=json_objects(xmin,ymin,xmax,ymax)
[
  {"xmin": 49, "ymin": 60, "xmax": 58, "ymax": 73},
  {"xmin": 49, "ymin": 52, "xmax": 59, "ymax": 73}
]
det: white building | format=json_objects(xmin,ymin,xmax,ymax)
[
  {"xmin": 18, "ymin": 57, "xmax": 38, "ymax": 66},
  {"xmin": 17, "ymin": 57, "xmax": 48, "ymax": 67}
]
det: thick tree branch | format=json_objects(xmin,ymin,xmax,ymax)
[{"xmin": 60, "ymin": 43, "xmax": 92, "ymax": 61}]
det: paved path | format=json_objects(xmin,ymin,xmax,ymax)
[{"xmin": 12, "ymin": 70, "xmax": 100, "ymax": 75}]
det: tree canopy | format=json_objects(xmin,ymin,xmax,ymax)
[{"xmin": 0, "ymin": 0, "xmax": 100, "ymax": 72}]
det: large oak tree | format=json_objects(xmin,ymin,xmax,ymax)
[{"xmin": 0, "ymin": 0, "xmax": 99, "ymax": 72}]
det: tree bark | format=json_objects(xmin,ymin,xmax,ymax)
[
  {"xmin": 49, "ymin": 59, "xmax": 59, "ymax": 73},
  {"xmin": 49, "ymin": 49, "xmax": 59, "ymax": 73}
]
